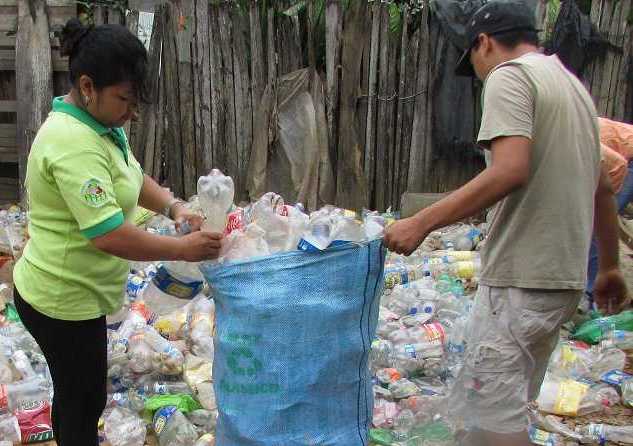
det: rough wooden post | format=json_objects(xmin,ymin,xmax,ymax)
[
  {"xmin": 307, "ymin": 0, "xmax": 316, "ymax": 69},
  {"xmin": 132, "ymin": 5, "xmax": 162, "ymax": 177},
  {"xmin": 93, "ymin": 5, "xmax": 105, "ymax": 25},
  {"xmin": 124, "ymin": 9, "xmax": 139, "ymax": 140},
  {"xmin": 408, "ymin": 3, "xmax": 430, "ymax": 192},
  {"xmin": 175, "ymin": 0, "xmax": 196, "ymax": 199},
  {"xmin": 364, "ymin": 1, "xmax": 380, "ymax": 202},
  {"xmin": 209, "ymin": 5, "xmax": 225, "ymax": 173},
  {"xmin": 162, "ymin": 2, "xmax": 184, "ymax": 197},
  {"xmin": 193, "ymin": 0, "xmax": 212, "ymax": 175},
  {"xmin": 325, "ymin": 0, "xmax": 342, "ymax": 178},
  {"xmin": 393, "ymin": 6, "xmax": 409, "ymax": 207},
  {"xmin": 249, "ymin": 0, "xmax": 265, "ymax": 107},
  {"xmin": 217, "ymin": 2, "xmax": 239, "ymax": 193},
  {"xmin": 232, "ymin": 6, "xmax": 253, "ymax": 202},
  {"xmin": 16, "ymin": 0, "xmax": 53, "ymax": 201},
  {"xmin": 336, "ymin": 0, "xmax": 369, "ymax": 210},
  {"xmin": 375, "ymin": 3, "xmax": 390, "ymax": 210},
  {"xmin": 267, "ymin": 7, "xmax": 276, "ymax": 85}
]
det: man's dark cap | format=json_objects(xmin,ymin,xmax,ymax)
[{"xmin": 455, "ymin": 2, "xmax": 538, "ymax": 77}]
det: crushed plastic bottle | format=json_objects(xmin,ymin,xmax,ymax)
[
  {"xmin": 104, "ymin": 407, "xmax": 146, "ymax": 446},
  {"xmin": 0, "ymin": 376, "xmax": 51, "ymax": 412},
  {"xmin": 153, "ymin": 405, "xmax": 199, "ymax": 446},
  {"xmin": 580, "ymin": 423, "xmax": 633, "ymax": 444},
  {"xmin": 198, "ymin": 169, "xmax": 235, "ymax": 233}
]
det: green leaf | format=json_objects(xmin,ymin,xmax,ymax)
[
  {"xmin": 388, "ymin": 3, "xmax": 402, "ymax": 34},
  {"xmin": 283, "ymin": 0, "xmax": 307, "ymax": 17}
]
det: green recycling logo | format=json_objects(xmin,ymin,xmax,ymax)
[{"xmin": 227, "ymin": 347, "xmax": 263, "ymax": 376}]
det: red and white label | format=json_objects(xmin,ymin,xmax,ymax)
[
  {"xmin": 422, "ymin": 322, "xmax": 446, "ymax": 343},
  {"xmin": 224, "ymin": 210, "xmax": 244, "ymax": 236},
  {"xmin": 0, "ymin": 384, "xmax": 7, "ymax": 410}
]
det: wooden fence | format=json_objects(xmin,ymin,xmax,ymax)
[{"xmin": 3, "ymin": 0, "xmax": 633, "ymax": 211}]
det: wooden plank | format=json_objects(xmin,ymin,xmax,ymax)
[
  {"xmin": 15, "ymin": 0, "xmax": 52, "ymax": 200},
  {"xmin": 266, "ymin": 7, "xmax": 276, "ymax": 85},
  {"xmin": 336, "ymin": 0, "xmax": 368, "ymax": 210},
  {"xmin": 408, "ymin": 2, "xmax": 430, "ymax": 192},
  {"xmin": 325, "ymin": 0, "xmax": 342, "ymax": 177},
  {"xmin": 0, "ymin": 0, "xmax": 73, "ymax": 5},
  {"xmin": 193, "ymin": 0, "xmax": 212, "ymax": 176},
  {"xmin": 392, "ymin": 6, "xmax": 408, "ymax": 207},
  {"xmin": 598, "ymin": 0, "xmax": 617, "ymax": 116},
  {"xmin": 307, "ymin": 0, "xmax": 316, "ymax": 69},
  {"xmin": 161, "ymin": 1, "xmax": 184, "ymax": 197},
  {"xmin": 209, "ymin": 5, "xmax": 225, "ymax": 173},
  {"xmin": 231, "ymin": 7, "xmax": 252, "ymax": 202},
  {"xmin": 364, "ymin": 1, "xmax": 380, "ymax": 205},
  {"xmin": 93, "ymin": 5, "xmax": 105, "ymax": 26},
  {"xmin": 108, "ymin": 6, "xmax": 123, "ymax": 25},
  {"xmin": 610, "ymin": 0, "xmax": 631, "ymax": 120},
  {"xmin": 153, "ymin": 43, "xmax": 166, "ymax": 182},
  {"xmin": 133, "ymin": 4, "xmax": 162, "ymax": 173},
  {"xmin": 249, "ymin": 0, "xmax": 265, "ymax": 107},
  {"xmin": 0, "ymin": 49, "xmax": 68, "ymax": 71},
  {"xmin": 123, "ymin": 9, "xmax": 139, "ymax": 139},
  {"xmin": 400, "ymin": 192, "xmax": 447, "ymax": 218},
  {"xmin": 176, "ymin": 0, "xmax": 196, "ymax": 199},
  {"xmin": 399, "ymin": 23, "xmax": 420, "ymax": 201},
  {"xmin": 217, "ymin": 3, "xmax": 238, "ymax": 193},
  {"xmin": 0, "ymin": 4, "xmax": 73, "ymax": 31},
  {"xmin": 375, "ymin": 4, "xmax": 390, "ymax": 210},
  {"xmin": 0, "ymin": 99, "xmax": 14, "ymax": 111}
]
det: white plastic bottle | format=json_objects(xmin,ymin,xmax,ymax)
[
  {"xmin": 197, "ymin": 169, "xmax": 235, "ymax": 233},
  {"xmin": 153, "ymin": 406, "xmax": 199, "ymax": 446},
  {"xmin": 582, "ymin": 423, "xmax": 633, "ymax": 443},
  {"xmin": 0, "ymin": 377, "xmax": 51, "ymax": 412}
]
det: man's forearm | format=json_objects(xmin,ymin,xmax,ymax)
[
  {"xmin": 416, "ymin": 164, "xmax": 526, "ymax": 233},
  {"xmin": 595, "ymin": 165, "xmax": 620, "ymax": 271}
]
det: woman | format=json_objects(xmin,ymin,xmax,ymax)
[
  {"xmin": 587, "ymin": 118, "xmax": 633, "ymax": 300},
  {"xmin": 12, "ymin": 19, "xmax": 221, "ymax": 445}
]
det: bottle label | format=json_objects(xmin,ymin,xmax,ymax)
[
  {"xmin": 224, "ymin": 209, "xmax": 244, "ymax": 236},
  {"xmin": 0, "ymin": 384, "xmax": 7, "ymax": 410},
  {"xmin": 153, "ymin": 405, "xmax": 177, "ymax": 435},
  {"xmin": 155, "ymin": 383, "xmax": 168, "ymax": 395},
  {"xmin": 152, "ymin": 265, "xmax": 203, "ymax": 299},
  {"xmin": 126, "ymin": 275, "xmax": 146, "ymax": 298},
  {"xmin": 422, "ymin": 322, "xmax": 445, "ymax": 344},
  {"xmin": 456, "ymin": 261, "xmax": 475, "ymax": 279},
  {"xmin": 528, "ymin": 426, "xmax": 557, "ymax": 446},
  {"xmin": 601, "ymin": 369, "xmax": 632, "ymax": 387},
  {"xmin": 587, "ymin": 424, "xmax": 606, "ymax": 442},
  {"xmin": 404, "ymin": 344, "xmax": 417, "ymax": 358},
  {"xmin": 553, "ymin": 380, "xmax": 589, "ymax": 416}
]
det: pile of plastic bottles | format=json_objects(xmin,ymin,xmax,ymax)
[{"xmin": 368, "ymin": 245, "xmax": 478, "ymax": 446}]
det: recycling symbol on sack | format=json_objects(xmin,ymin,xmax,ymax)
[{"xmin": 227, "ymin": 347, "xmax": 263, "ymax": 376}]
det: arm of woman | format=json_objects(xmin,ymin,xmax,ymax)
[
  {"xmin": 91, "ymin": 223, "xmax": 221, "ymax": 262},
  {"xmin": 138, "ymin": 174, "xmax": 204, "ymax": 231}
]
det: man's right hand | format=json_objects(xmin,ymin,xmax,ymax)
[
  {"xmin": 178, "ymin": 231, "xmax": 223, "ymax": 261},
  {"xmin": 593, "ymin": 267, "xmax": 629, "ymax": 315}
]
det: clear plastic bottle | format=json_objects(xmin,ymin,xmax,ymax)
[
  {"xmin": 153, "ymin": 406, "xmax": 199, "ymax": 446},
  {"xmin": 143, "ymin": 326, "xmax": 184, "ymax": 375},
  {"xmin": 581, "ymin": 423, "xmax": 633, "ymax": 444},
  {"xmin": 198, "ymin": 169, "xmax": 235, "ymax": 233},
  {"xmin": 104, "ymin": 407, "xmax": 147, "ymax": 446},
  {"xmin": 0, "ymin": 412, "xmax": 20, "ymax": 442},
  {"xmin": 142, "ymin": 381, "xmax": 192, "ymax": 396},
  {"xmin": 193, "ymin": 433, "xmax": 216, "ymax": 446},
  {"xmin": 623, "ymin": 378, "xmax": 633, "ymax": 407},
  {"xmin": 0, "ymin": 377, "xmax": 51, "ymax": 412}
]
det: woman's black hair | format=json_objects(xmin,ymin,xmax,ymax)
[{"xmin": 60, "ymin": 18, "xmax": 150, "ymax": 103}]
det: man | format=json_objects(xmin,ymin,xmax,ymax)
[
  {"xmin": 384, "ymin": 2, "xmax": 628, "ymax": 445},
  {"xmin": 588, "ymin": 118, "xmax": 633, "ymax": 298}
]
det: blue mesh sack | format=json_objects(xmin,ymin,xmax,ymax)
[{"xmin": 200, "ymin": 240, "xmax": 386, "ymax": 446}]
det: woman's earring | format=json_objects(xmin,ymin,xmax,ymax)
[{"xmin": 84, "ymin": 96, "xmax": 91, "ymax": 106}]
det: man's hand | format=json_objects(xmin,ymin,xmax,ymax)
[
  {"xmin": 593, "ymin": 267, "xmax": 629, "ymax": 315},
  {"xmin": 384, "ymin": 215, "xmax": 429, "ymax": 256}
]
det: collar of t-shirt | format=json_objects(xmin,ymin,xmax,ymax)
[{"xmin": 52, "ymin": 96, "xmax": 129, "ymax": 165}]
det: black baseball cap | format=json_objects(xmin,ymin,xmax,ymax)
[{"xmin": 455, "ymin": 1, "xmax": 538, "ymax": 77}]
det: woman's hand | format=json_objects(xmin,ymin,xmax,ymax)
[
  {"xmin": 171, "ymin": 203, "xmax": 205, "ymax": 233},
  {"xmin": 177, "ymin": 231, "xmax": 223, "ymax": 262}
]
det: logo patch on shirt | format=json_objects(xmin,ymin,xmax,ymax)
[{"xmin": 80, "ymin": 178, "xmax": 108, "ymax": 207}]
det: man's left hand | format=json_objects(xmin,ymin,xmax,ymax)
[{"xmin": 384, "ymin": 216, "xmax": 429, "ymax": 256}]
